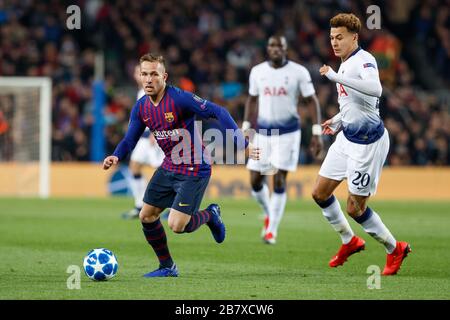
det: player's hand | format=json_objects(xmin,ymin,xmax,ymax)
[
  {"xmin": 309, "ymin": 135, "xmax": 323, "ymax": 159},
  {"xmin": 103, "ymin": 156, "xmax": 119, "ymax": 170},
  {"xmin": 246, "ymin": 142, "xmax": 260, "ymax": 160},
  {"xmin": 319, "ymin": 64, "xmax": 330, "ymax": 76},
  {"xmin": 241, "ymin": 121, "xmax": 255, "ymax": 141},
  {"xmin": 321, "ymin": 119, "xmax": 336, "ymax": 135}
]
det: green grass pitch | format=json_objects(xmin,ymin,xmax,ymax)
[{"xmin": 0, "ymin": 197, "xmax": 449, "ymax": 300}]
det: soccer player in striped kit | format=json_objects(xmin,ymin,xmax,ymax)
[
  {"xmin": 103, "ymin": 53, "xmax": 260, "ymax": 277},
  {"xmin": 313, "ymin": 13, "xmax": 411, "ymax": 275}
]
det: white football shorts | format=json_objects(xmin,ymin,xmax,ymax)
[
  {"xmin": 130, "ymin": 137, "xmax": 165, "ymax": 168},
  {"xmin": 246, "ymin": 130, "xmax": 301, "ymax": 174},
  {"xmin": 319, "ymin": 128, "xmax": 390, "ymax": 196}
]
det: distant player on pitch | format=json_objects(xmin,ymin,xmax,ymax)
[
  {"xmin": 312, "ymin": 13, "xmax": 411, "ymax": 275},
  {"xmin": 243, "ymin": 35, "xmax": 323, "ymax": 244}
]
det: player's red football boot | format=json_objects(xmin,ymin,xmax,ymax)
[
  {"xmin": 260, "ymin": 215, "xmax": 269, "ymax": 238},
  {"xmin": 382, "ymin": 241, "xmax": 411, "ymax": 275},
  {"xmin": 263, "ymin": 232, "xmax": 276, "ymax": 245},
  {"xmin": 329, "ymin": 235, "xmax": 365, "ymax": 267}
]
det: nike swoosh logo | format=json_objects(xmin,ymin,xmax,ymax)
[
  {"xmin": 143, "ymin": 118, "xmax": 150, "ymax": 122},
  {"xmin": 178, "ymin": 203, "xmax": 190, "ymax": 207}
]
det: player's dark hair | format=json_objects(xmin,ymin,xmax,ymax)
[
  {"xmin": 139, "ymin": 53, "xmax": 166, "ymax": 69},
  {"xmin": 330, "ymin": 13, "xmax": 361, "ymax": 33}
]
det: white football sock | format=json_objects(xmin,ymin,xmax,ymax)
[
  {"xmin": 357, "ymin": 208, "xmax": 397, "ymax": 254},
  {"xmin": 267, "ymin": 190, "xmax": 287, "ymax": 237},
  {"xmin": 251, "ymin": 184, "xmax": 270, "ymax": 217},
  {"xmin": 321, "ymin": 196, "xmax": 354, "ymax": 244},
  {"xmin": 130, "ymin": 175, "xmax": 147, "ymax": 209}
]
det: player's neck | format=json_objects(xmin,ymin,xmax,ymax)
[
  {"xmin": 341, "ymin": 44, "xmax": 360, "ymax": 62},
  {"xmin": 269, "ymin": 58, "xmax": 287, "ymax": 69},
  {"xmin": 149, "ymin": 84, "xmax": 167, "ymax": 106}
]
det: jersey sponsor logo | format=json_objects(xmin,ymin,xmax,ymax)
[
  {"xmin": 263, "ymin": 87, "xmax": 288, "ymax": 96},
  {"xmin": 153, "ymin": 129, "xmax": 180, "ymax": 140},
  {"xmin": 165, "ymin": 112, "xmax": 174, "ymax": 122},
  {"xmin": 338, "ymin": 84, "xmax": 348, "ymax": 97}
]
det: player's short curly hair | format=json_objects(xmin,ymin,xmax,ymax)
[
  {"xmin": 139, "ymin": 53, "xmax": 166, "ymax": 69},
  {"xmin": 330, "ymin": 13, "xmax": 361, "ymax": 33}
]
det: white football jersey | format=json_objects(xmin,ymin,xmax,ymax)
[
  {"xmin": 336, "ymin": 48, "xmax": 384, "ymax": 144},
  {"xmin": 249, "ymin": 61, "xmax": 315, "ymax": 135}
]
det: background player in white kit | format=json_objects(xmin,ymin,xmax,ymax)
[
  {"xmin": 122, "ymin": 65, "xmax": 165, "ymax": 219},
  {"xmin": 243, "ymin": 35, "xmax": 323, "ymax": 244},
  {"xmin": 312, "ymin": 13, "xmax": 411, "ymax": 275}
]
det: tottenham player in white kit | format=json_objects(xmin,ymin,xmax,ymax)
[
  {"xmin": 243, "ymin": 35, "xmax": 323, "ymax": 244},
  {"xmin": 122, "ymin": 65, "xmax": 165, "ymax": 219},
  {"xmin": 312, "ymin": 13, "xmax": 410, "ymax": 275}
]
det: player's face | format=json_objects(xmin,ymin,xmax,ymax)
[
  {"xmin": 267, "ymin": 37, "xmax": 287, "ymax": 63},
  {"xmin": 140, "ymin": 61, "xmax": 168, "ymax": 96},
  {"xmin": 330, "ymin": 27, "xmax": 357, "ymax": 59}
]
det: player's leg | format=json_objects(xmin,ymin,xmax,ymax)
[
  {"xmin": 264, "ymin": 130, "xmax": 300, "ymax": 244},
  {"xmin": 247, "ymin": 133, "xmax": 272, "ymax": 236},
  {"xmin": 312, "ymin": 134, "xmax": 363, "ymax": 267},
  {"xmin": 140, "ymin": 168, "xmax": 178, "ymax": 277},
  {"xmin": 123, "ymin": 137, "xmax": 150, "ymax": 219},
  {"xmin": 250, "ymin": 170, "xmax": 271, "ymax": 236},
  {"xmin": 312, "ymin": 175, "xmax": 356, "ymax": 245},
  {"xmin": 169, "ymin": 173, "xmax": 226, "ymax": 243},
  {"xmin": 346, "ymin": 130, "xmax": 410, "ymax": 275},
  {"xmin": 264, "ymin": 170, "xmax": 288, "ymax": 244}
]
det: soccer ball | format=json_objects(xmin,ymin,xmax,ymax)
[{"xmin": 83, "ymin": 248, "xmax": 119, "ymax": 281}]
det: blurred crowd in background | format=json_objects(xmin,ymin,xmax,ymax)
[{"xmin": 0, "ymin": 0, "xmax": 448, "ymax": 165}]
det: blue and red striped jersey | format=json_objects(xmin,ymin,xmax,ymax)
[{"xmin": 113, "ymin": 85, "xmax": 247, "ymax": 177}]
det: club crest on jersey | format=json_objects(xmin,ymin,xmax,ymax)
[{"xmin": 165, "ymin": 112, "xmax": 174, "ymax": 122}]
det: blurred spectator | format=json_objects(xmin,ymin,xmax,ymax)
[{"xmin": 0, "ymin": 0, "xmax": 448, "ymax": 165}]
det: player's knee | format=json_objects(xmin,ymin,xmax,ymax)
[
  {"xmin": 311, "ymin": 189, "xmax": 329, "ymax": 204},
  {"xmin": 168, "ymin": 220, "xmax": 185, "ymax": 233},
  {"xmin": 139, "ymin": 207, "xmax": 159, "ymax": 223},
  {"xmin": 346, "ymin": 203, "xmax": 365, "ymax": 218}
]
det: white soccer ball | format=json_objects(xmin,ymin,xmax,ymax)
[{"xmin": 83, "ymin": 248, "xmax": 119, "ymax": 281}]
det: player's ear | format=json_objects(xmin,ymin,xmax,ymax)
[{"xmin": 164, "ymin": 72, "xmax": 168, "ymax": 81}]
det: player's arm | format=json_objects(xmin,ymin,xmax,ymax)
[
  {"xmin": 319, "ymin": 64, "xmax": 382, "ymax": 97},
  {"xmin": 298, "ymin": 67, "xmax": 323, "ymax": 158},
  {"xmin": 182, "ymin": 92, "xmax": 260, "ymax": 160},
  {"xmin": 321, "ymin": 112, "xmax": 342, "ymax": 135},
  {"xmin": 242, "ymin": 95, "xmax": 258, "ymax": 133},
  {"xmin": 302, "ymin": 94, "xmax": 323, "ymax": 158},
  {"xmin": 242, "ymin": 67, "xmax": 259, "ymax": 134},
  {"xmin": 103, "ymin": 103, "xmax": 146, "ymax": 170}
]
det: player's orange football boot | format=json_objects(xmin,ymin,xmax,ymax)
[
  {"xmin": 329, "ymin": 235, "xmax": 365, "ymax": 267},
  {"xmin": 382, "ymin": 241, "xmax": 411, "ymax": 275}
]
